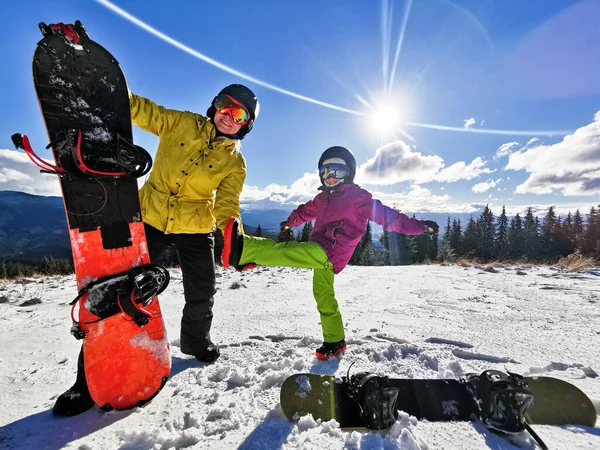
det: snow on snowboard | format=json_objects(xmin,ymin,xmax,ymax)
[
  {"xmin": 281, "ymin": 370, "xmax": 596, "ymax": 448},
  {"xmin": 11, "ymin": 21, "xmax": 170, "ymax": 410}
]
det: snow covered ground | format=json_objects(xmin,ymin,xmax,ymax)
[{"xmin": 0, "ymin": 263, "xmax": 599, "ymax": 450}]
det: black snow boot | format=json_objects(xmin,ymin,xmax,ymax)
[
  {"xmin": 195, "ymin": 342, "xmax": 221, "ymax": 363},
  {"xmin": 315, "ymin": 339, "xmax": 347, "ymax": 360},
  {"xmin": 52, "ymin": 350, "xmax": 95, "ymax": 417}
]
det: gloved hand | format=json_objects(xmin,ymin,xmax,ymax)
[
  {"xmin": 280, "ymin": 221, "xmax": 289, "ymax": 231},
  {"xmin": 423, "ymin": 220, "xmax": 439, "ymax": 234}
]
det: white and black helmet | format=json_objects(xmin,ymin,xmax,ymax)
[{"xmin": 318, "ymin": 146, "xmax": 357, "ymax": 190}]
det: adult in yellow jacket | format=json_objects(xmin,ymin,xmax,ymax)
[
  {"xmin": 133, "ymin": 84, "xmax": 259, "ymax": 363},
  {"xmin": 51, "ymin": 84, "xmax": 259, "ymax": 417}
]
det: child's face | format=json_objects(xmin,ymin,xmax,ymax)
[
  {"xmin": 324, "ymin": 176, "xmax": 343, "ymax": 187},
  {"xmin": 214, "ymin": 111, "xmax": 243, "ymax": 136}
]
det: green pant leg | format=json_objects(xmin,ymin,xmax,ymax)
[
  {"xmin": 239, "ymin": 235, "xmax": 330, "ymax": 269},
  {"xmin": 313, "ymin": 267, "xmax": 345, "ymax": 343}
]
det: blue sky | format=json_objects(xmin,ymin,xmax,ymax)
[{"xmin": 1, "ymin": 0, "xmax": 599, "ymax": 218}]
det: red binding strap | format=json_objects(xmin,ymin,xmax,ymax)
[
  {"xmin": 49, "ymin": 23, "xmax": 81, "ymax": 44},
  {"xmin": 71, "ymin": 130, "xmax": 126, "ymax": 176},
  {"xmin": 20, "ymin": 135, "xmax": 65, "ymax": 174}
]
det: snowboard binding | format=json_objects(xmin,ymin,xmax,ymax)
[
  {"xmin": 12, "ymin": 130, "xmax": 152, "ymax": 178},
  {"xmin": 39, "ymin": 20, "xmax": 88, "ymax": 42},
  {"xmin": 70, "ymin": 264, "xmax": 170, "ymax": 338},
  {"xmin": 345, "ymin": 365, "xmax": 400, "ymax": 430},
  {"xmin": 67, "ymin": 129, "xmax": 153, "ymax": 178},
  {"xmin": 464, "ymin": 370, "xmax": 548, "ymax": 450}
]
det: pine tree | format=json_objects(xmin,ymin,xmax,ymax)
[
  {"xmin": 495, "ymin": 206, "xmax": 509, "ymax": 260},
  {"xmin": 507, "ymin": 213, "xmax": 524, "ymax": 259},
  {"xmin": 477, "ymin": 205, "xmax": 496, "ymax": 260},
  {"xmin": 254, "ymin": 224, "xmax": 263, "ymax": 237},
  {"xmin": 561, "ymin": 213, "xmax": 573, "ymax": 245},
  {"xmin": 572, "ymin": 209, "xmax": 585, "ymax": 250},
  {"xmin": 541, "ymin": 206, "xmax": 560, "ymax": 260},
  {"xmin": 450, "ymin": 219, "xmax": 462, "ymax": 256},
  {"xmin": 462, "ymin": 216, "xmax": 478, "ymax": 257},
  {"xmin": 394, "ymin": 234, "xmax": 414, "ymax": 265},
  {"xmin": 522, "ymin": 208, "xmax": 541, "ymax": 260},
  {"xmin": 442, "ymin": 217, "xmax": 452, "ymax": 247},
  {"xmin": 277, "ymin": 227, "xmax": 295, "ymax": 242},
  {"xmin": 299, "ymin": 221, "xmax": 313, "ymax": 242},
  {"xmin": 582, "ymin": 206, "xmax": 600, "ymax": 258},
  {"xmin": 379, "ymin": 229, "xmax": 391, "ymax": 264},
  {"xmin": 350, "ymin": 221, "xmax": 375, "ymax": 265}
]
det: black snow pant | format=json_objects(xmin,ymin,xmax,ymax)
[{"xmin": 144, "ymin": 223, "xmax": 217, "ymax": 356}]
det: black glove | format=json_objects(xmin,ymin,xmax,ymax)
[
  {"xmin": 423, "ymin": 220, "xmax": 439, "ymax": 234},
  {"xmin": 280, "ymin": 221, "xmax": 289, "ymax": 231}
]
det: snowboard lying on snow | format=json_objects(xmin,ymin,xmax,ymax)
[
  {"xmin": 12, "ymin": 20, "xmax": 170, "ymax": 410},
  {"xmin": 281, "ymin": 370, "xmax": 596, "ymax": 449}
]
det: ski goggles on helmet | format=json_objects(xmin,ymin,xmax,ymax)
[
  {"xmin": 320, "ymin": 163, "xmax": 349, "ymax": 180},
  {"xmin": 213, "ymin": 94, "xmax": 250, "ymax": 125}
]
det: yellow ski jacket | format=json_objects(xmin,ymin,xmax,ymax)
[{"xmin": 130, "ymin": 94, "xmax": 246, "ymax": 234}]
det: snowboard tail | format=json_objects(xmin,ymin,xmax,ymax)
[
  {"xmin": 281, "ymin": 373, "xmax": 597, "ymax": 429},
  {"xmin": 13, "ymin": 21, "xmax": 170, "ymax": 410}
]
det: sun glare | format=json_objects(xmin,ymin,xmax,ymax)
[{"xmin": 370, "ymin": 103, "xmax": 401, "ymax": 133}]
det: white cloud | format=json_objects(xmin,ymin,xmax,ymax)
[
  {"xmin": 494, "ymin": 142, "xmax": 520, "ymax": 159},
  {"xmin": 480, "ymin": 120, "xmax": 486, "ymax": 126},
  {"xmin": 0, "ymin": 149, "xmax": 61, "ymax": 196},
  {"xmin": 434, "ymin": 157, "xmax": 495, "ymax": 182},
  {"xmin": 505, "ymin": 111, "xmax": 600, "ymax": 196},
  {"xmin": 472, "ymin": 180, "xmax": 497, "ymax": 193},
  {"xmin": 495, "ymin": 138, "xmax": 542, "ymax": 160},
  {"xmin": 356, "ymin": 141, "xmax": 444, "ymax": 185},
  {"xmin": 463, "ymin": 117, "xmax": 476, "ymax": 129},
  {"xmin": 354, "ymin": 140, "xmax": 495, "ymax": 186}
]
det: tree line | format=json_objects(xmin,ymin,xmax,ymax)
[
  {"xmin": 437, "ymin": 204, "xmax": 599, "ymax": 263},
  {"xmin": 270, "ymin": 203, "xmax": 600, "ymax": 265}
]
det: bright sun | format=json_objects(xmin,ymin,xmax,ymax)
[{"xmin": 370, "ymin": 103, "xmax": 401, "ymax": 133}]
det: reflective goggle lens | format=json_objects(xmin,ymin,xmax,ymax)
[
  {"xmin": 319, "ymin": 164, "xmax": 348, "ymax": 179},
  {"xmin": 214, "ymin": 94, "xmax": 250, "ymax": 124}
]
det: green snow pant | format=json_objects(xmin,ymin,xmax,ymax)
[{"xmin": 239, "ymin": 236, "xmax": 345, "ymax": 343}]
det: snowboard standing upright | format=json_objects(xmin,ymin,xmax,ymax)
[{"xmin": 12, "ymin": 21, "xmax": 170, "ymax": 411}]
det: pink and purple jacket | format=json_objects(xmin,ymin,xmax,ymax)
[{"xmin": 286, "ymin": 184, "xmax": 426, "ymax": 274}]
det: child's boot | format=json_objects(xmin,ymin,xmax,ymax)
[
  {"xmin": 315, "ymin": 339, "xmax": 347, "ymax": 360},
  {"xmin": 52, "ymin": 350, "xmax": 95, "ymax": 416}
]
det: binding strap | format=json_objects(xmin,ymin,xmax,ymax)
[{"xmin": 69, "ymin": 264, "xmax": 170, "ymax": 338}]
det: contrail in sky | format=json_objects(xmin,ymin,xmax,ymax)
[{"xmin": 95, "ymin": 0, "xmax": 572, "ymax": 137}]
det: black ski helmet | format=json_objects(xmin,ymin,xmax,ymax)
[
  {"xmin": 318, "ymin": 146, "xmax": 357, "ymax": 189},
  {"xmin": 207, "ymin": 84, "xmax": 259, "ymax": 140}
]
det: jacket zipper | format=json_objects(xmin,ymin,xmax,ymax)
[{"xmin": 331, "ymin": 221, "xmax": 343, "ymax": 249}]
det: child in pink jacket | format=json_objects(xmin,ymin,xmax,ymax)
[{"xmin": 223, "ymin": 146, "xmax": 438, "ymax": 360}]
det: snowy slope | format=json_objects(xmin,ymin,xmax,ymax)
[{"xmin": 0, "ymin": 264, "xmax": 599, "ymax": 450}]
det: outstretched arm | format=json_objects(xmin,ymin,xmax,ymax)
[
  {"xmin": 129, "ymin": 93, "xmax": 182, "ymax": 136},
  {"xmin": 360, "ymin": 198, "xmax": 425, "ymax": 235}
]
